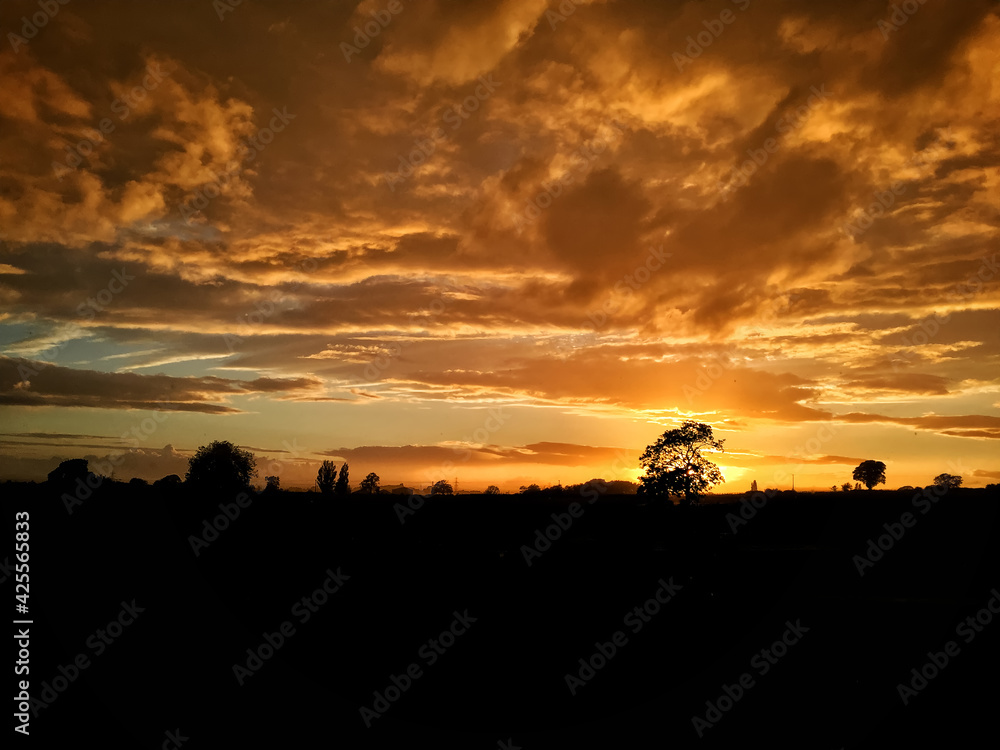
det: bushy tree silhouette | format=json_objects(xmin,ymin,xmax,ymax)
[
  {"xmin": 638, "ymin": 420, "xmax": 725, "ymax": 505},
  {"xmin": 432, "ymin": 480, "xmax": 453, "ymax": 495},
  {"xmin": 484, "ymin": 485, "xmax": 501, "ymax": 495},
  {"xmin": 264, "ymin": 475, "xmax": 281, "ymax": 492},
  {"xmin": 317, "ymin": 460, "xmax": 337, "ymax": 495},
  {"xmin": 359, "ymin": 472, "xmax": 380, "ymax": 494},
  {"xmin": 186, "ymin": 441, "xmax": 257, "ymax": 492},
  {"xmin": 47, "ymin": 458, "xmax": 93, "ymax": 486},
  {"xmin": 933, "ymin": 473, "xmax": 962, "ymax": 489},
  {"xmin": 153, "ymin": 474, "xmax": 182, "ymax": 489},
  {"xmin": 852, "ymin": 460, "xmax": 886, "ymax": 490}
]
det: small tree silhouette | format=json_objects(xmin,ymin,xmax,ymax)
[
  {"xmin": 359, "ymin": 472, "xmax": 380, "ymax": 494},
  {"xmin": 335, "ymin": 463, "xmax": 351, "ymax": 496},
  {"xmin": 264, "ymin": 475, "xmax": 281, "ymax": 492},
  {"xmin": 484, "ymin": 485, "xmax": 501, "ymax": 495},
  {"xmin": 852, "ymin": 460, "xmax": 886, "ymax": 490},
  {"xmin": 317, "ymin": 460, "xmax": 337, "ymax": 495},
  {"xmin": 432, "ymin": 480, "xmax": 453, "ymax": 495},
  {"xmin": 933, "ymin": 473, "xmax": 962, "ymax": 489},
  {"xmin": 841, "ymin": 482, "xmax": 852, "ymax": 492}
]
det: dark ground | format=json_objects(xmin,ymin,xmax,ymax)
[{"xmin": 6, "ymin": 482, "xmax": 1000, "ymax": 748}]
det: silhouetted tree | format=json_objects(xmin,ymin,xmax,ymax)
[
  {"xmin": 186, "ymin": 441, "xmax": 257, "ymax": 492},
  {"xmin": 933, "ymin": 473, "xmax": 962, "ymax": 489},
  {"xmin": 129, "ymin": 477, "xmax": 149, "ymax": 487},
  {"xmin": 432, "ymin": 480, "xmax": 453, "ymax": 495},
  {"xmin": 605, "ymin": 480, "xmax": 638, "ymax": 494},
  {"xmin": 638, "ymin": 420, "xmax": 725, "ymax": 505},
  {"xmin": 841, "ymin": 482, "xmax": 852, "ymax": 492},
  {"xmin": 47, "ymin": 458, "xmax": 93, "ymax": 486},
  {"xmin": 484, "ymin": 485, "xmax": 501, "ymax": 495},
  {"xmin": 852, "ymin": 460, "xmax": 886, "ymax": 490},
  {"xmin": 359, "ymin": 472, "xmax": 380, "ymax": 494},
  {"xmin": 519, "ymin": 484, "xmax": 541, "ymax": 493},
  {"xmin": 317, "ymin": 460, "xmax": 337, "ymax": 495},
  {"xmin": 264, "ymin": 475, "xmax": 281, "ymax": 492},
  {"xmin": 153, "ymin": 474, "xmax": 182, "ymax": 489},
  {"xmin": 335, "ymin": 463, "xmax": 351, "ymax": 496}
]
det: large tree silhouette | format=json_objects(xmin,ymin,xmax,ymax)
[
  {"xmin": 852, "ymin": 460, "xmax": 886, "ymax": 490},
  {"xmin": 638, "ymin": 420, "xmax": 725, "ymax": 505},
  {"xmin": 186, "ymin": 441, "xmax": 257, "ymax": 492}
]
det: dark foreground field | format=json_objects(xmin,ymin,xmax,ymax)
[{"xmin": 7, "ymin": 483, "xmax": 1000, "ymax": 748}]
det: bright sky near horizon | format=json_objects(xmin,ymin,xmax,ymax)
[{"xmin": 1, "ymin": 0, "xmax": 998, "ymax": 491}]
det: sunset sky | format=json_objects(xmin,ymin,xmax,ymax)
[{"xmin": 1, "ymin": 0, "xmax": 998, "ymax": 491}]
